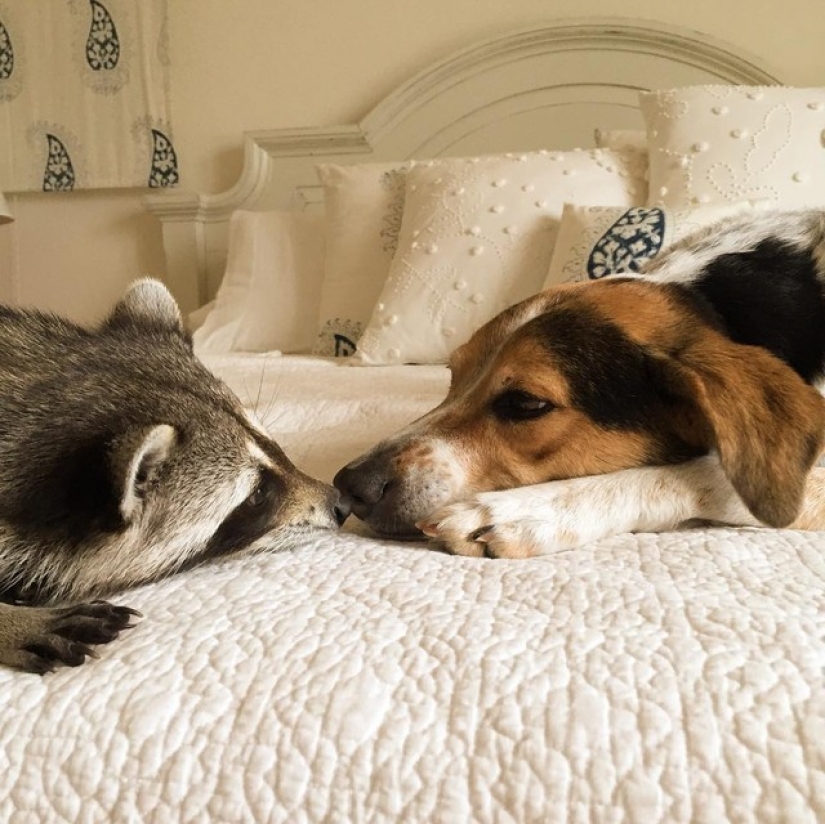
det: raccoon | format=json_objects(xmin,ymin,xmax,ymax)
[{"xmin": 0, "ymin": 280, "xmax": 349, "ymax": 673}]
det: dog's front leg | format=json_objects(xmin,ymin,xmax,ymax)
[
  {"xmin": 0, "ymin": 600, "xmax": 140, "ymax": 674},
  {"xmin": 420, "ymin": 456, "xmax": 762, "ymax": 559}
]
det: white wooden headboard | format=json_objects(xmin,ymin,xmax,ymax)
[{"xmin": 145, "ymin": 18, "xmax": 780, "ymax": 315}]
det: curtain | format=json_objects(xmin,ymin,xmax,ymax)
[{"xmin": 0, "ymin": 0, "xmax": 177, "ymax": 192}]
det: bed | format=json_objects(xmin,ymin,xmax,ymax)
[{"xmin": 4, "ymin": 19, "xmax": 825, "ymax": 823}]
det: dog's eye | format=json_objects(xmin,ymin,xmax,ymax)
[{"xmin": 492, "ymin": 390, "xmax": 553, "ymax": 421}]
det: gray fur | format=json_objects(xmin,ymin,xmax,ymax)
[{"xmin": 0, "ymin": 280, "xmax": 345, "ymax": 673}]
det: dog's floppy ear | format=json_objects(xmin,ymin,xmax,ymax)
[
  {"xmin": 110, "ymin": 424, "xmax": 177, "ymax": 522},
  {"xmin": 663, "ymin": 333, "xmax": 825, "ymax": 527},
  {"xmin": 104, "ymin": 278, "xmax": 186, "ymax": 337}
]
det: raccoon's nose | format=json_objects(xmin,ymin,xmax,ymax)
[
  {"xmin": 333, "ymin": 460, "xmax": 390, "ymax": 519},
  {"xmin": 332, "ymin": 492, "xmax": 352, "ymax": 526}
]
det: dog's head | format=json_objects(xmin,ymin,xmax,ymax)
[
  {"xmin": 7, "ymin": 280, "xmax": 348, "ymax": 602},
  {"xmin": 335, "ymin": 278, "xmax": 825, "ymax": 536}
]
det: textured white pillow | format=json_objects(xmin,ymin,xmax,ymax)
[
  {"xmin": 353, "ymin": 149, "xmax": 647, "ymax": 365},
  {"xmin": 641, "ymin": 86, "xmax": 825, "ymax": 210},
  {"xmin": 544, "ymin": 201, "xmax": 763, "ymax": 287},
  {"xmin": 194, "ymin": 210, "xmax": 325, "ymax": 354},
  {"xmin": 593, "ymin": 128, "xmax": 648, "ymax": 151},
  {"xmin": 313, "ymin": 161, "xmax": 409, "ymax": 357}
]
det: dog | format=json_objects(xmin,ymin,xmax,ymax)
[
  {"xmin": 334, "ymin": 209, "xmax": 825, "ymax": 558},
  {"xmin": 0, "ymin": 280, "xmax": 348, "ymax": 673}
]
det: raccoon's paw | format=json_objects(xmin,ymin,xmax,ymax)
[{"xmin": 0, "ymin": 600, "xmax": 141, "ymax": 674}]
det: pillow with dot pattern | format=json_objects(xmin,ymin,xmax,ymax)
[
  {"xmin": 313, "ymin": 161, "xmax": 409, "ymax": 357},
  {"xmin": 543, "ymin": 201, "xmax": 764, "ymax": 288},
  {"xmin": 640, "ymin": 86, "xmax": 825, "ymax": 210},
  {"xmin": 352, "ymin": 148, "xmax": 647, "ymax": 365}
]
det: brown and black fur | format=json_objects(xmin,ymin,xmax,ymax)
[{"xmin": 335, "ymin": 210, "xmax": 825, "ymax": 539}]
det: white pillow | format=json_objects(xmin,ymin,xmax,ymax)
[
  {"xmin": 353, "ymin": 148, "xmax": 648, "ymax": 365},
  {"xmin": 593, "ymin": 128, "xmax": 648, "ymax": 151},
  {"xmin": 544, "ymin": 201, "xmax": 764, "ymax": 287},
  {"xmin": 194, "ymin": 210, "xmax": 325, "ymax": 354},
  {"xmin": 640, "ymin": 86, "xmax": 825, "ymax": 210},
  {"xmin": 313, "ymin": 161, "xmax": 409, "ymax": 357}
]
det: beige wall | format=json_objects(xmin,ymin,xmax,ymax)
[{"xmin": 2, "ymin": 0, "xmax": 823, "ymax": 322}]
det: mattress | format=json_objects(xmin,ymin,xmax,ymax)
[{"xmin": 2, "ymin": 354, "xmax": 824, "ymax": 823}]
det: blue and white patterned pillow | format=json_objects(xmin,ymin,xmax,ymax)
[
  {"xmin": 586, "ymin": 207, "xmax": 666, "ymax": 279},
  {"xmin": 544, "ymin": 202, "xmax": 761, "ymax": 287}
]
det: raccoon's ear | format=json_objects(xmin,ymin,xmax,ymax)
[
  {"xmin": 111, "ymin": 424, "xmax": 177, "ymax": 522},
  {"xmin": 104, "ymin": 278, "xmax": 186, "ymax": 337}
]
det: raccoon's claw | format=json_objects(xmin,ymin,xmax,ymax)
[
  {"xmin": 90, "ymin": 599, "xmax": 143, "ymax": 619},
  {"xmin": 51, "ymin": 614, "xmax": 128, "ymax": 645},
  {"xmin": 0, "ymin": 599, "xmax": 141, "ymax": 674},
  {"xmin": 48, "ymin": 601, "xmax": 141, "ymax": 645},
  {"xmin": 21, "ymin": 638, "xmax": 99, "ymax": 672}
]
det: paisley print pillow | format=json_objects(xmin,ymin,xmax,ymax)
[{"xmin": 543, "ymin": 201, "xmax": 765, "ymax": 288}]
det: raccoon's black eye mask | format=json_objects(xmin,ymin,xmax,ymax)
[{"xmin": 193, "ymin": 469, "xmax": 287, "ymax": 567}]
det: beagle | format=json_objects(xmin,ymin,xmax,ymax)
[{"xmin": 334, "ymin": 210, "xmax": 825, "ymax": 558}]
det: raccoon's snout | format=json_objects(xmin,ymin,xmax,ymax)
[
  {"xmin": 332, "ymin": 493, "xmax": 351, "ymax": 526},
  {"xmin": 301, "ymin": 485, "xmax": 351, "ymax": 529}
]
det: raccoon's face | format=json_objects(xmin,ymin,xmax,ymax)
[
  {"xmin": 6, "ymin": 280, "xmax": 349, "ymax": 603},
  {"xmin": 111, "ymin": 412, "xmax": 346, "ymax": 591}
]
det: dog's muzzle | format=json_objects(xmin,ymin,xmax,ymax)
[{"xmin": 333, "ymin": 450, "xmax": 442, "ymax": 538}]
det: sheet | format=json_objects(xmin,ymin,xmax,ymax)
[{"xmin": 1, "ymin": 354, "xmax": 823, "ymax": 823}]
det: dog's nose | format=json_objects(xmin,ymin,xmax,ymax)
[{"xmin": 333, "ymin": 460, "xmax": 390, "ymax": 517}]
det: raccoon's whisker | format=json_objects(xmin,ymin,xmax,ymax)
[
  {"xmin": 260, "ymin": 385, "xmax": 280, "ymax": 426},
  {"xmin": 253, "ymin": 352, "xmax": 271, "ymax": 414},
  {"xmin": 260, "ymin": 365, "xmax": 286, "ymax": 427},
  {"xmin": 240, "ymin": 374, "xmax": 256, "ymax": 410}
]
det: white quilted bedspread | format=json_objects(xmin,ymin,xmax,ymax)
[{"xmin": 2, "ymin": 355, "xmax": 824, "ymax": 823}]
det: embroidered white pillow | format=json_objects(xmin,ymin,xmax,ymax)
[
  {"xmin": 640, "ymin": 86, "xmax": 825, "ymax": 210},
  {"xmin": 313, "ymin": 161, "xmax": 409, "ymax": 357},
  {"xmin": 353, "ymin": 149, "xmax": 647, "ymax": 365},
  {"xmin": 543, "ymin": 201, "xmax": 764, "ymax": 287},
  {"xmin": 194, "ymin": 210, "xmax": 325, "ymax": 354}
]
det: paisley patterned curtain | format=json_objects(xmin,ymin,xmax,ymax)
[{"xmin": 0, "ymin": 0, "xmax": 177, "ymax": 193}]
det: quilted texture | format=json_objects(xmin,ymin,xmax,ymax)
[{"xmin": 2, "ymin": 356, "xmax": 824, "ymax": 822}]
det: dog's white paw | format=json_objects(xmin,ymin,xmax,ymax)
[
  {"xmin": 419, "ymin": 486, "xmax": 589, "ymax": 559},
  {"xmin": 417, "ymin": 461, "xmax": 736, "ymax": 559}
]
